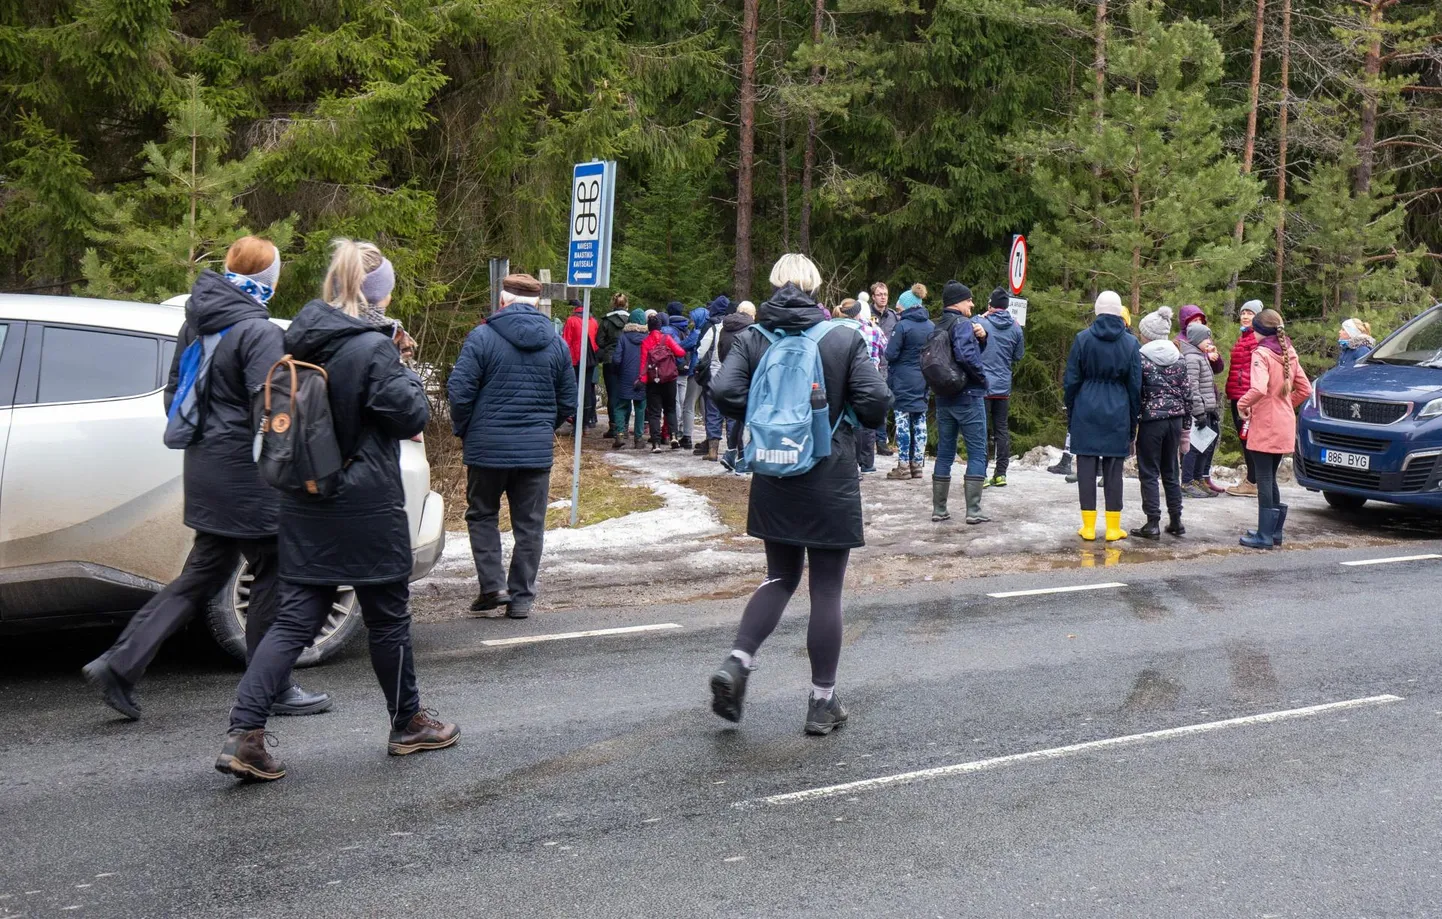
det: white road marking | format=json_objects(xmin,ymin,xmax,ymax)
[
  {"xmin": 1340, "ymin": 553, "xmax": 1442, "ymax": 567},
  {"xmin": 987, "ymin": 582, "xmax": 1126, "ymax": 599},
  {"xmin": 740, "ymin": 694, "xmax": 1403, "ymax": 807},
  {"xmin": 480, "ymin": 623, "xmax": 682, "ymax": 648}
]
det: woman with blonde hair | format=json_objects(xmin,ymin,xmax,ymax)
[
  {"xmin": 1336, "ymin": 317, "xmax": 1376, "ymax": 370},
  {"xmin": 1236, "ymin": 308, "xmax": 1312, "ymax": 549}
]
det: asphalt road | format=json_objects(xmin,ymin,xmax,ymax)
[{"xmin": 3, "ymin": 542, "xmax": 1442, "ymax": 918}]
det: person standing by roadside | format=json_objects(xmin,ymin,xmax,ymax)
[
  {"xmin": 1335, "ymin": 318, "xmax": 1376, "ymax": 370},
  {"xmin": 596, "ymin": 293, "xmax": 631, "ymax": 439},
  {"xmin": 665, "ymin": 303, "xmax": 701, "ymax": 449},
  {"xmin": 449, "ymin": 273, "xmax": 576, "ymax": 619},
  {"xmin": 708, "ymin": 254, "xmax": 892, "ymax": 736},
  {"xmin": 1178, "ymin": 321, "xmax": 1223, "ymax": 498},
  {"xmin": 1225, "ymin": 300, "xmax": 1261, "ymax": 497},
  {"xmin": 1237, "ymin": 309, "xmax": 1312, "ymax": 549},
  {"xmin": 561, "ymin": 299, "xmax": 599, "ymax": 430},
  {"xmin": 1131, "ymin": 307, "xmax": 1193, "ymax": 539},
  {"xmin": 640, "ymin": 312, "xmax": 686, "ymax": 452},
  {"xmin": 870, "ymin": 282, "xmax": 898, "ymax": 456},
  {"xmin": 683, "ymin": 304, "xmax": 717, "ymax": 455},
  {"xmin": 716, "ymin": 301, "xmax": 756, "ymax": 469},
  {"xmin": 610, "ymin": 308, "xmax": 651, "ymax": 449},
  {"xmin": 83, "ymin": 236, "xmax": 331, "ymax": 722},
  {"xmin": 978, "ymin": 287, "xmax": 1026, "ymax": 488},
  {"xmin": 1064, "ymin": 291, "xmax": 1142, "ymax": 542},
  {"xmin": 930, "ymin": 282, "xmax": 991, "ymax": 524},
  {"xmin": 1178, "ymin": 305, "xmax": 1224, "ymax": 373},
  {"xmin": 836, "ymin": 297, "xmax": 886, "ymax": 474},
  {"xmin": 216, "ymin": 240, "xmax": 457, "ymax": 782},
  {"xmin": 883, "ymin": 283, "xmax": 934, "ymax": 480}
]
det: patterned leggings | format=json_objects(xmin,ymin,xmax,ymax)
[{"xmin": 895, "ymin": 411, "xmax": 928, "ymax": 467}]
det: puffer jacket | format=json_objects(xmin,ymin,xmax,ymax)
[
  {"xmin": 1226, "ymin": 328, "xmax": 1257, "ymax": 401},
  {"xmin": 1138, "ymin": 340, "xmax": 1194, "ymax": 422},
  {"xmin": 711, "ymin": 284, "xmax": 892, "ymax": 549},
  {"xmin": 277, "ymin": 302, "xmax": 430, "ymax": 586},
  {"xmin": 611, "ymin": 324, "xmax": 650, "ymax": 401},
  {"xmin": 596, "ymin": 309, "xmax": 629, "ymax": 365},
  {"xmin": 448, "ymin": 302, "xmax": 576, "ymax": 469},
  {"xmin": 1063, "ymin": 314, "xmax": 1142, "ymax": 457},
  {"xmin": 164, "ymin": 270, "xmax": 284, "ymax": 540},
  {"xmin": 883, "ymin": 305, "xmax": 934, "ymax": 413},
  {"xmin": 977, "ymin": 309, "xmax": 1026, "ymax": 397},
  {"xmin": 561, "ymin": 307, "xmax": 598, "ymax": 367},
  {"xmin": 1178, "ymin": 338, "xmax": 1221, "ymax": 416}
]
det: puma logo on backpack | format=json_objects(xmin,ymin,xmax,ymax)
[{"xmin": 255, "ymin": 356, "xmax": 346, "ymax": 497}]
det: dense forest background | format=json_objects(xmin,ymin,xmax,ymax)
[{"xmin": 3, "ymin": 0, "xmax": 1440, "ymax": 451}]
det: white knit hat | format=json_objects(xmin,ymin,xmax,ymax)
[{"xmin": 1095, "ymin": 290, "xmax": 1125, "ymax": 317}]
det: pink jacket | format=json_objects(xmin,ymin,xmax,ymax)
[{"xmin": 1236, "ymin": 344, "xmax": 1312, "ymax": 455}]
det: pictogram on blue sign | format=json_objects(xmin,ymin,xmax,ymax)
[{"xmin": 567, "ymin": 161, "xmax": 616, "ymax": 287}]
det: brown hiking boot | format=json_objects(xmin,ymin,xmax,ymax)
[
  {"xmin": 705, "ymin": 441, "xmax": 719, "ymax": 461},
  {"xmin": 214, "ymin": 729, "xmax": 286, "ymax": 782},
  {"xmin": 886, "ymin": 464, "xmax": 912, "ymax": 481},
  {"xmin": 388, "ymin": 709, "xmax": 460, "ymax": 756},
  {"xmin": 910, "ymin": 462, "xmax": 924, "ymax": 479}
]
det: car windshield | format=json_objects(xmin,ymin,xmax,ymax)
[{"xmin": 1366, "ymin": 307, "xmax": 1442, "ymax": 367}]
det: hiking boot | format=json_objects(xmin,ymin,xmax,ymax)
[
  {"xmin": 964, "ymin": 476, "xmax": 991, "ymax": 524},
  {"xmin": 469, "ymin": 589, "xmax": 511, "ymax": 614},
  {"xmin": 1065, "ymin": 472, "xmax": 1079, "ymax": 484},
  {"xmin": 1048, "ymin": 453, "xmax": 1074, "ymax": 476},
  {"xmin": 709, "ymin": 654, "xmax": 752, "ymax": 723},
  {"xmin": 985, "ymin": 474, "xmax": 1007, "ymax": 488},
  {"xmin": 634, "ymin": 435, "xmax": 644, "ymax": 450},
  {"xmin": 720, "ymin": 449, "xmax": 737, "ymax": 473},
  {"xmin": 876, "ymin": 442, "xmax": 894, "ymax": 457},
  {"xmin": 272, "ymin": 684, "xmax": 333, "ymax": 717},
  {"xmin": 388, "ymin": 709, "xmax": 460, "ymax": 756},
  {"xmin": 705, "ymin": 441, "xmax": 719, "ymax": 462},
  {"xmin": 909, "ymin": 462, "xmax": 924, "ymax": 479},
  {"xmin": 886, "ymin": 465, "xmax": 912, "ymax": 481},
  {"xmin": 1166, "ymin": 513, "xmax": 1186, "ymax": 537},
  {"xmin": 215, "ymin": 729, "xmax": 286, "ymax": 782},
  {"xmin": 804, "ymin": 693, "xmax": 849, "ymax": 736},
  {"xmin": 1182, "ymin": 481, "xmax": 1212, "ymax": 499},
  {"xmin": 1203, "ymin": 476, "xmax": 1227, "ymax": 495},
  {"xmin": 1226, "ymin": 481, "xmax": 1258, "ymax": 497},
  {"xmin": 613, "ymin": 436, "xmax": 627, "ymax": 450},
  {"xmin": 693, "ymin": 438, "xmax": 710, "ymax": 456},
  {"xmin": 680, "ymin": 437, "xmax": 693, "ymax": 450},
  {"xmin": 505, "ymin": 604, "xmax": 531, "ymax": 620},
  {"xmin": 1131, "ymin": 517, "xmax": 1162, "ymax": 540},
  {"xmin": 82, "ymin": 657, "xmax": 140, "ymax": 721},
  {"xmin": 931, "ymin": 476, "xmax": 951, "ymax": 522}
]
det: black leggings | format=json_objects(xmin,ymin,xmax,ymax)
[
  {"xmin": 733, "ymin": 542, "xmax": 849, "ymax": 688},
  {"xmin": 645, "ymin": 380, "xmax": 678, "ymax": 444},
  {"xmin": 1076, "ymin": 455, "xmax": 1124, "ymax": 512},
  {"xmin": 1254, "ymin": 451, "xmax": 1284, "ymax": 511}
]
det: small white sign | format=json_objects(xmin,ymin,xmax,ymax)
[{"xmin": 1008, "ymin": 296, "xmax": 1028, "ymax": 327}]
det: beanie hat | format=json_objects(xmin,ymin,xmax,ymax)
[
  {"xmin": 942, "ymin": 280, "xmax": 972, "ymax": 308},
  {"xmin": 1241, "ymin": 299, "xmax": 1262, "ymax": 316},
  {"xmin": 897, "ymin": 290, "xmax": 924, "ymax": 311},
  {"xmin": 1094, "ymin": 290, "xmax": 1125, "ymax": 317},
  {"xmin": 988, "ymin": 287, "xmax": 1010, "ymax": 311},
  {"xmin": 360, "ymin": 257, "xmax": 395, "ymax": 307},
  {"xmin": 628, "ymin": 308, "xmax": 646, "ymax": 324},
  {"xmin": 502, "ymin": 273, "xmax": 542, "ymax": 297},
  {"xmin": 666, "ymin": 301, "xmax": 685, "ymax": 317},
  {"xmin": 1186, "ymin": 322, "xmax": 1214, "ymax": 347},
  {"xmin": 1137, "ymin": 306, "xmax": 1173, "ymax": 343}
]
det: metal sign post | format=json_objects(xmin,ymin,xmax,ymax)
[{"xmin": 565, "ymin": 160, "xmax": 617, "ymax": 526}]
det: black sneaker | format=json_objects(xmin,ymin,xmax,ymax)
[
  {"xmin": 469, "ymin": 589, "xmax": 511, "ymax": 614},
  {"xmin": 709, "ymin": 655, "xmax": 752, "ymax": 723},
  {"xmin": 804, "ymin": 693, "xmax": 849, "ymax": 736},
  {"xmin": 82, "ymin": 658, "xmax": 141, "ymax": 721}
]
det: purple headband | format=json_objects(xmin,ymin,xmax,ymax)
[{"xmin": 360, "ymin": 257, "xmax": 395, "ymax": 307}]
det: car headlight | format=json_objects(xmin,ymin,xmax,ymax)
[
  {"xmin": 1420, "ymin": 398, "xmax": 1442, "ymax": 419},
  {"xmin": 1307, "ymin": 389, "xmax": 1319, "ymax": 412}
]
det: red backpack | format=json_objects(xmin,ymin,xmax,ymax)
[{"xmin": 647, "ymin": 338, "xmax": 679, "ymax": 384}]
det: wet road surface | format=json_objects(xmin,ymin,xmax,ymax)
[{"xmin": 3, "ymin": 542, "xmax": 1441, "ymax": 917}]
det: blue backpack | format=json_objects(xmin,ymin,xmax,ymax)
[
  {"xmin": 740, "ymin": 323, "xmax": 851, "ymax": 477},
  {"xmin": 164, "ymin": 326, "xmax": 232, "ymax": 449}
]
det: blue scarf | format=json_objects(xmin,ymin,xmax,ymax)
[{"xmin": 224, "ymin": 271, "xmax": 274, "ymax": 305}]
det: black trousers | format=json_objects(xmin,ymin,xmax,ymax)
[
  {"xmin": 856, "ymin": 426, "xmax": 877, "ymax": 471},
  {"xmin": 465, "ymin": 466, "xmax": 550, "ymax": 609},
  {"xmin": 645, "ymin": 380, "xmax": 678, "ymax": 445},
  {"xmin": 1255, "ymin": 451, "xmax": 1284, "ymax": 511},
  {"xmin": 602, "ymin": 364, "xmax": 621, "ymax": 433},
  {"xmin": 1136, "ymin": 418, "xmax": 1184, "ymax": 520},
  {"xmin": 1230, "ymin": 400, "xmax": 1257, "ymax": 484},
  {"xmin": 231, "ymin": 579, "xmax": 417, "ymax": 732},
  {"xmin": 734, "ymin": 542, "xmax": 849, "ymax": 688},
  {"xmin": 106, "ymin": 532, "xmax": 278, "ymax": 685},
  {"xmin": 986, "ymin": 397, "xmax": 1011, "ymax": 476},
  {"xmin": 572, "ymin": 362, "xmax": 597, "ymax": 427},
  {"xmin": 1076, "ymin": 455, "xmax": 1124, "ymax": 512}
]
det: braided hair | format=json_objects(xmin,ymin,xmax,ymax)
[{"xmin": 1255, "ymin": 308, "xmax": 1292, "ymax": 395}]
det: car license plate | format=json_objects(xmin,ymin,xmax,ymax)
[{"xmin": 1321, "ymin": 449, "xmax": 1370, "ymax": 470}]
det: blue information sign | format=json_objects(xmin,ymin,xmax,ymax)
[{"xmin": 567, "ymin": 161, "xmax": 616, "ymax": 287}]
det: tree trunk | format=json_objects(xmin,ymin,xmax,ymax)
[
  {"xmin": 1090, "ymin": 0, "xmax": 1107, "ymax": 299},
  {"xmin": 799, "ymin": 0, "xmax": 824, "ymax": 256},
  {"xmin": 777, "ymin": 0, "xmax": 790, "ymax": 251},
  {"xmin": 1226, "ymin": 0, "xmax": 1266, "ymax": 315},
  {"xmin": 1130, "ymin": 79, "xmax": 1142, "ymax": 314},
  {"xmin": 1273, "ymin": 0, "xmax": 1292, "ymax": 311},
  {"xmin": 734, "ymin": 0, "xmax": 760, "ymax": 301},
  {"xmin": 1355, "ymin": 1, "xmax": 1384, "ymax": 198}
]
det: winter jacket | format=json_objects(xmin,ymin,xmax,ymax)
[
  {"xmin": 1063, "ymin": 314, "xmax": 1142, "ymax": 458},
  {"xmin": 711, "ymin": 284, "xmax": 892, "ymax": 549},
  {"xmin": 1178, "ymin": 305, "xmax": 1224, "ymax": 372},
  {"xmin": 698, "ymin": 321, "xmax": 723, "ymax": 380},
  {"xmin": 449, "ymin": 302, "xmax": 575, "ymax": 469},
  {"xmin": 1336, "ymin": 343, "xmax": 1372, "ymax": 370},
  {"xmin": 561, "ymin": 308, "xmax": 598, "ymax": 366},
  {"xmin": 276, "ymin": 302, "xmax": 430, "ymax": 586},
  {"xmin": 687, "ymin": 307, "xmax": 712, "ymax": 375},
  {"xmin": 1177, "ymin": 338, "xmax": 1221, "ymax": 417},
  {"xmin": 933, "ymin": 308, "xmax": 989, "ymax": 405},
  {"xmin": 163, "ymin": 270, "xmax": 284, "ymax": 540},
  {"xmin": 718, "ymin": 312, "xmax": 754, "ymax": 364},
  {"xmin": 977, "ymin": 309, "xmax": 1026, "ymax": 397},
  {"xmin": 610, "ymin": 324, "xmax": 650, "ymax": 401},
  {"xmin": 883, "ymin": 305, "xmax": 935, "ymax": 413},
  {"xmin": 596, "ymin": 310, "xmax": 629, "ymax": 365},
  {"xmin": 1226, "ymin": 329, "xmax": 1258, "ymax": 402},
  {"xmin": 1138, "ymin": 340, "xmax": 1194, "ymax": 422},
  {"xmin": 1237, "ymin": 341, "xmax": 1312, "ymax": 455},
  {"xmin": 638, "ymin": 329, "xmax": 686, "ymax": 384},
  {"xmin": 875, "ymin": 306, "xmax": 900, "ymax": 378},
  {"xmin": 664, "ymin": 316, "xmax": 699, "ymax": 375}
]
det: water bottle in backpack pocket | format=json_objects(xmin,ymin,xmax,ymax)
[
  {"xmin": 741, "ymin": 323, "xmax": 850, "ymax": 477},
  {"xmin": 164, "ymin": 326, "xmax": 232, "ymax": 448},
  {"xmin": 255, "ymin": 356, "xmax": 347, "ymax": 498}
]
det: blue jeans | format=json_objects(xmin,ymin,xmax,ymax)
[{"xmin": 934, "ymin": 397, "xmax": 988, "ymax": 479}]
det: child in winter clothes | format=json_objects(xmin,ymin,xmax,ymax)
[
  {"xmin": 1336, "ymin": 318, "xmax": 1376, "ymax": 370},
  {"xmin": 1131, "ymin": 307, "xmax": 1195, "ymax": 539},
  {"xmin": 640, "ymin": 313, "xmax": 687, "ymax": 452},
  {"xmin": 1225, "ymin": 300, "xmax": 1261, "ymax": 496},
  {"xmin": 1178, "ymin": 322, "xmax": 1223, "ymax": 498},
  {"xmin": 1237, "ymin": 309, "xmax": 1312, "ymax": 549}
]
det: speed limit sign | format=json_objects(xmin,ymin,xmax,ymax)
[{"xmin": 1008, "ymin": 234, "xmax": 1028, "ymax": 295}]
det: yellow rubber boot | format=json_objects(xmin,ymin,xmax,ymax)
[
  {"xmin": 1077, "ymin": 510, "xmax": 1098, "ymax": 541},
  {"xmin": 1104, "ymin": 511, "xmax": 1128, "ymax": 542}
]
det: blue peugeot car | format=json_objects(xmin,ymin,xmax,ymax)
[{"xmin": 1295, "ymin": 303, "xmax": 1442, "ymax": 511}]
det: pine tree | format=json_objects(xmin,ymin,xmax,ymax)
[{"xmin": 611, "ymin": 170, "xmax": 731, "ymax": 307}]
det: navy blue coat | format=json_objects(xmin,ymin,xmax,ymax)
[
  {"xmin": 1063, "ymin": 314, "xmax": 1143, "ymax": 458},
  {"xmin": 448, "ymin": 304, "xmax": 576, "ymax": 469},
  {"xmin": 933, "ymin": 309, "xmax": 989, "ymax": 406},
  {"xmin": 610, "ymin": 324, "xmax": 650, "ymax": 401},
  {"xmin": 883, "ymin": 305, "xmax": 934, "ymax": 413}
]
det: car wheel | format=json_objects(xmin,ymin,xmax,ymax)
[
  {"xmin": 1323, "ymin": 491, "xmax": 1368, "ymax": 511},
  {"xmin": 205, "ymin": 560, "xmax": 362, "ymax": 667}
]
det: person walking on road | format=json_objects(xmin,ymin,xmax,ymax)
[
  {"xmin": 1335, "ymin": 318, "xmax": 1376, "ymax": 370},
  {"xmin": 449, "ymin": 272, "xmax": 576, "ymax": 619},
  {"xmin": 709, "ymin": 254, "xmax": 892, "ymax": 736},
  {"xmin": 883, "ymin": 283, "xmax": 934, "ymax": 480},
  {"xmin": 596, "ymin": 292, "xmax": 631, "ymax": 439},
  {"xmin": 1236, "ymin": 309, "xmax": 1312, "ymax": 550},
  {"xmin": 83, "ymin": 236, "xmax": 331, "ymax": 722},
  {"xmin": 640, "ymin": 312, "xmax": 687, "ymax": 452},
  {"xmin": 1064, "ymin": 291, "xmax": 1142, "ymax": 542},
  {"xmin": 561, "ymin": 298, "xmax": 599, "ymax": 430},
  {"xmin": 216, "ymin": 240, "xmax": 458, "ymax": 782},
  {"xmin": 931, "ymin": 282, "xmax": 991, "ymax": 524},
  {"xmin": 610, "ymin": 308, "xmax": 651, "ymax": 449},
  {"xmin": 978, "ymin": 287, "xmax": 1026, "ymax": 488},
  {"xmin": 1225, "ymin": 301, "xmax": 1261, "ymax": 497},
  {"xmin": 1131, "ymin": 307, "xmax": 1193, "ymax": 539},
  {"xmin": 1179, "ymin": 321, "xmax": 1224, "ymax": 498}
]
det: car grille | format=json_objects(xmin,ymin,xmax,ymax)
[
  {"xmin": 1402, "ymin": 455, "xmax": 1440, "ymax": 492},
  {"xmin": 1319, "ymin": 395, "xmax": 1409, "ymax": 425},
  {"xmin": 1296, "ymin": 456, "xmax": 1383, "ymax": 490},
  {"xmin": 1311, "ymin": 430, "xmax": 1390, "ymax": 453}
]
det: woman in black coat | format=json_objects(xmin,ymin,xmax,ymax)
[
  {"xmin": 708, "ymin": 254, "xmax": 892, "ymax": 736},
  {"xmin": 217, "ymin": 239, "xmax": 459, "ymax": 783}
]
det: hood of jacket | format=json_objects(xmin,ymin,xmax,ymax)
[
  {"xmin": 758, "ymin": 283, "xmax": 823, "ymax": 333},
  {"xmin": 1141, "ymin": 339, "xmax": 1181, "ymax": 366},
  {"xmin": 707, "ymin": 295, "xmax": 731, "ymax": 316},
  {"xmin": 722, "ymin": 312, "xmax": 754, "ymax": 333},
  {"xmin": 285, "ymin": 300, "xmax": 380, "ymax": 362},
  {"xmin": 1176, "ymin": 336, "xmax": 1203, "ymax": 358},
  {"xmin": 488, "ymin": 303, "xmax": 557, "ymax": 352},
  {"xmin": 1089, "ymin": 313, "xmax": 1128, "ymax": 342},
  {"xmin": 601, "ymin": 310, "xmax": 629, "ymax": 329},
  {"xmin": 668, "ymin": 315, "xmax": 690, "ymax": 333},
  {"xmin": 690, "ymin": 307, "xmax": 710, "ymax": 329},
  {"xmin": 983, "ymin": 309, "xmax": 1015, "ymax": 331},
  {"xmin": 187, "ymin": 270, "xmax": 271, "ymax": 335},
  {"xmin": 622, "ymin": 323, "xmax": 648, "ymax": 338},
  {"xmin": 898, "ymin": 305, "xmax": 931, "ymax": 325},
  {"xmin": 1179, "ymin": 304, "xmax": 1206, "ymax": 328}
]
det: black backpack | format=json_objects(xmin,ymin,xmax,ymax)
[
  {"xmin": 255, "ymin": 356, "xmax": 346, "ymax": 498},
  {"xmin": 920, "ymin": 327, "xmax": 965, "ymax": 397}
]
